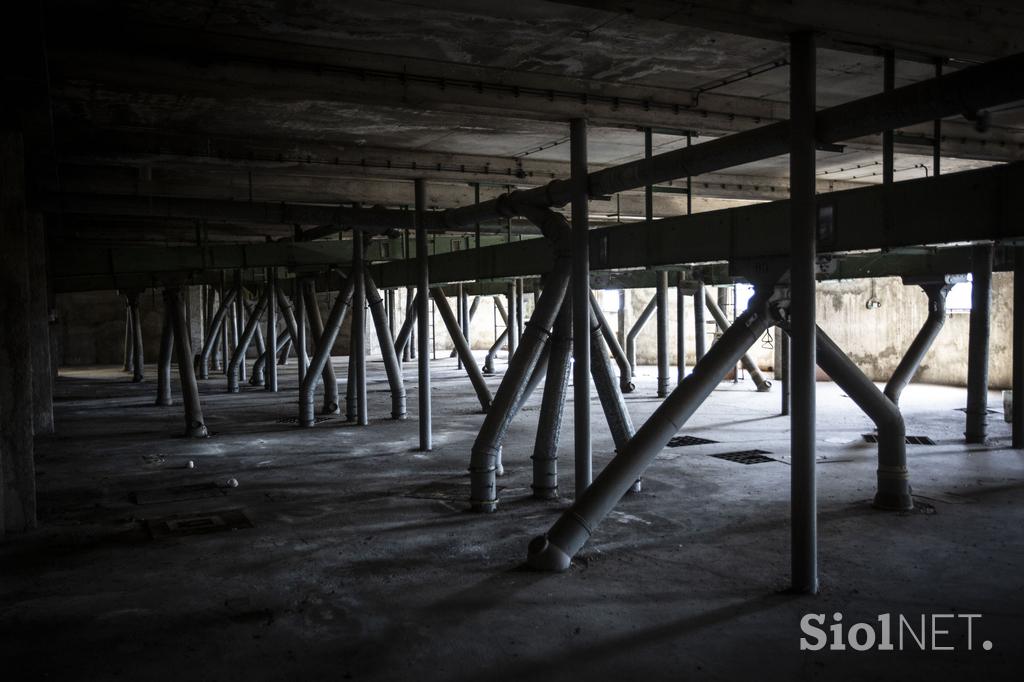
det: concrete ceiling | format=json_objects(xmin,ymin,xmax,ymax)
[{"xmin": 32, "ymin": 0, "xmax": 1024, "ymax": 245}]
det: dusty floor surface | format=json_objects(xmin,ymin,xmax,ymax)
[{"xmin": 1, "ymin": 356, "xmax": 1022, "ymax": 681}]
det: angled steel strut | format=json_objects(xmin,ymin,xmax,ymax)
[{"xmin": 527, "ymin": 282, "xmax": 784, "ymax": 570}]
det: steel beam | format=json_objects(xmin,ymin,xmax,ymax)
[{"xmin": 441, "ymin": 51, "xmax": 1024, "ymax": 231}]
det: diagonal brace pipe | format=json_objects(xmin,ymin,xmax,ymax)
[
  {"xmin": 590, "ymin": 290, "xmax": 635, "ymax": 393},
  {"xmin": 432, "ymin": 287, "xmax": 492, "ymax": 412},
  {"xmin": 527, "ymin": 286, "xmax": 782, "ymax": 570},
  {"xmin": 626, "ymin": 295, "xmax": 657, "ymax": 378},
  {"xmin": 883, "ymin": 282, "xmax": 951, "ymax": 406},
  {"xmin": 704, "ymin": 289, "xmax": 772, "ymax": 392},
  {"xmin": 813, "ymin": 325, "xmax": 911, "ymax": 511}
]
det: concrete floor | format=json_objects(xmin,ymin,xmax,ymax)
[{"xmin": 2, "ymin": 356, "xmax": 1022, "ymax": 681}]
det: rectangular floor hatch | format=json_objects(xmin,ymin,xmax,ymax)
[
  {"xmin": 667, "ymin": 435, "xmax": 718, "ymax": 447},
  {"xmin": 145, "ymin": 508, "xmax": 252, "ymax": 539},
  {"xmin": 862, "ymin": 434, "xmax": 936, "ymax": 445},
  {"xmin": 709, "ymin": 450, "xmax": 775, "ymax": 464}
]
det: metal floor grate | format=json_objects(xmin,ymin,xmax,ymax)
[
  {"xmin": 276, "ymin": 415, "xmax": 333, "ymax": 424},
  {"xmin": 667, "ymin": 435, "xmax": 718, "ymax": 447},
  {"xmin": 862, "ymin": 434, "xmax": 936, "ymax": 445},
  {"xmin": 145, "ymin": 508, "xmax": 252, "ymax": 538},
  {"xmin": 709, "ymin": 450, "xmax": 775, "ymax": 465}
]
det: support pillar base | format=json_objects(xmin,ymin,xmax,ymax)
[
  {"xmin": 526, "ymin": 534, "xmax": 573, "ymax": 572},
  {"xmin": 872, "ymin": 469, "xmax": 913, "ymax": 511},
  {"xmin": 185, "ymin": 421, "xmax": 209, "ymax": 438}
]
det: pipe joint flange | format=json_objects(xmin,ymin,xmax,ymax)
[
  {"xmin": 320, "ymin": 401, "xmax": 341, "ymax": 416},
  {"xmin": 470, "ymin": 498, "xmax": 499, "ymax": 513},
  {"xmin": 526, "ymin": 535, "xmax": 572, "ymax": 572},
  {"xmin": 873, "ymin": 467, "xmax": 913, "ymax": 511},
  {"xmin": 530, "ymin": 485, "xmax": 559, "ymax": 500},
  {"xmin": 619, "ymin": 380, "xmax": 636, "ymax": 393},
  {"xmin": 756, "ymin": 379, "xmax": 773, "ymax": 393}
]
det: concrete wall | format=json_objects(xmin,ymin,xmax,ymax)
[
  {"xmin": 57, "ymin": 287, "xmax": 224, "ymax": 367},
  {"xmin": 629, "ymin": 275, "xmax": 1014, "ymax": 389},
  {"xmin": 57, "ymin": 275, "xmax": 1012, "ymax": 391}
]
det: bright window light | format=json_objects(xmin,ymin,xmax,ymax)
[
  {"xmin": 946, "ymin": 276, "xmax": 972, "ymax": 313},
  {"xmin": 600, "ymin": 290, "xmax": 619, "ymax": 314},
  {"xmin": 735, "ymin": 283, "xmax": 755, "ymax": 313}
]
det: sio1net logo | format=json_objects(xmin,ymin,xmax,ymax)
[{"xmin": 799, "ymin": 613, "xmax": 992, "ymax": 652}]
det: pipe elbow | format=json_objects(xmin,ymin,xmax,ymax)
[
  {"xmin": 526, "ymin": 535, "xmax": 572, "ymax": 572},
  {"xmin": 185, "ymin": 421, "xmax": 208, "ymax": 438}
]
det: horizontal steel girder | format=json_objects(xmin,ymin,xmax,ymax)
[{"xmin": 372, "ymin": 162, "xmax": 1024, "ymax": 287}]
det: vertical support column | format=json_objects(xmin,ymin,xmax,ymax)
[
  {"xmin": 155, "ymin": 300, "xmax": 174, "ymax": 406},
  {"xmin": 966, "ymin": 243, "xmax": 994, "ymax": 444},
  {"xmin": 933, "ymin": 60, "xmax": 942, "ymax": 177},
  {"xmin": 456, "ymin": 283, "xmax": 465, "ymax": 370},
  {"xmin": 507, "ymin": 281, "xmax": 518, "ymax": 358},
  {"xmin": 165, "ymin": 288, "xmax": 207, "ymax": 438},
  {"xmin": 415, "ymin": 179, "xmax": 432, "ymax": 451},
  {"xmin": 123, "ymin": 300, "xmax": 133, "ymax": 372},
  {"xmin": 570, "ymin": 118, "xmax": 592, "ymax": 496},
  {"xmin": 656, "ymin": 271, "xmax": 670, "ymax": 397},
  {"xmin": 693, "ymin": 281, "xmax": 706, "ymax": 362},
  {"xmin": 516, "ymin": 279, "xmax": 525, "ymax": 342},
  {"xmin": 296, "ymin": 279, "xmax": 307, "ymax": 386},
  {"xmin": 789, "ymin": 31, "xmax": 819, "ymax": 594},
  {"xmin": 219, "ymin": 273, "xmax": 229, "ymax": 372},
  {"xmin": 462, "ymin": 287, "xmax": 471, "ymax": 362},
  {"xmin": 1014, "ymin": 249, "xmax": 1024, "ymax": 448},
  {"xmin": 353, "ymin": 228, "xmax": 368, "ymax": 426},
  {"xmin": 780, "ymin": 328, "xmax": 791, "ymax": 416},
  {"xmin": 129, "ymin": 291, "xmax": 144, "ymax": 383},
  {"xmin": 28, "ymin": 215, "xmax": 54, "ymax": 433},
  {"xmin": 265, "ymin": 269, "xmax": 278, "ymax": 392},
  {"xmin": 676, "ymin": 274, "xmax": 686, "ymax": 384},
  {"xmin": 235, "ymin": 283, "xmax": 246, "ymax": 383},
  {"xmin": 405, "ymin": 286, "xmax": 415, "ymax": 361},
  {"xmin": 0, "ymin": 131, "xmax": 36, "ymax": 534}
]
